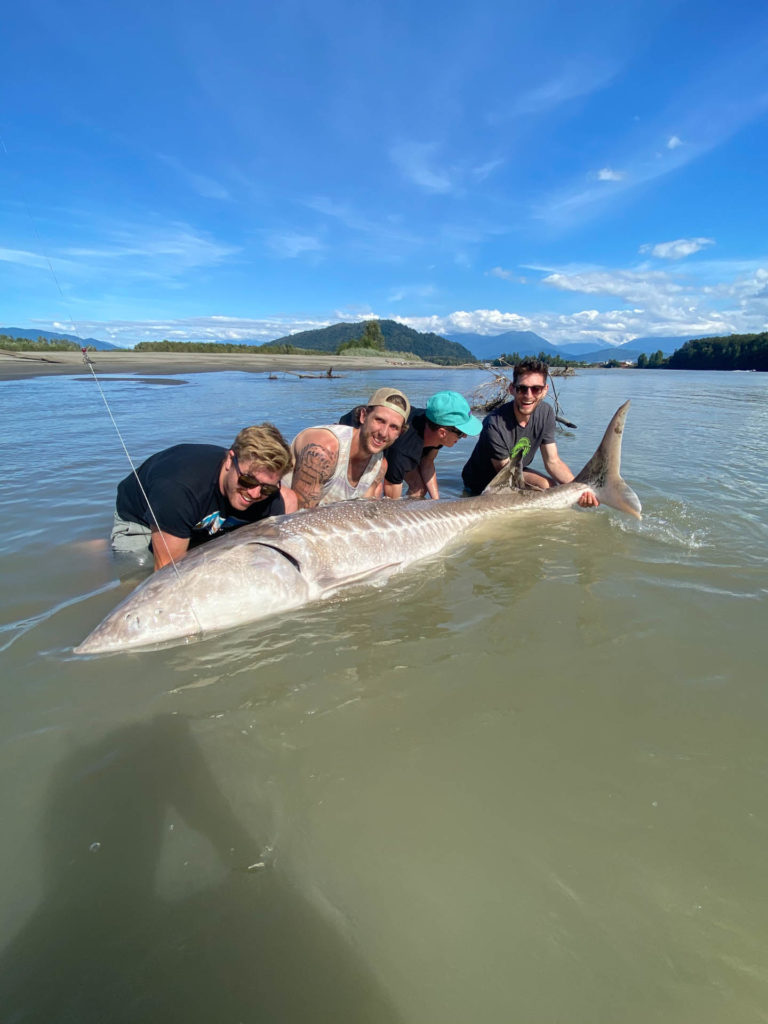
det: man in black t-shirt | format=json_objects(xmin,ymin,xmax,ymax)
[
  {"xmin": 461, "ymin": 358, "xmax": 599, "ymax": 508},
  {"xmin": 112, "ymin": 423, "xmax": 298, "ymax": 571},
  {"xmin": 339, "ymin": 390, "xmax": 481, "ymax": 499}
]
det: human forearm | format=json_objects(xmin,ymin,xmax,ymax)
[
  {"xmin": 419, "ymin": 457, "xmax": 439, "ymax": 500},
  {"xmin": 541, "ymin": 452, "xmax": 574, "ymax": 485},
  {"xmin": 281, "ymin": 486, "xmax": 299, "ymax": 513},
  {"xmin": 541, "ymin": 449, "xmax": 598, "ymax": 506},
  {"xmin": 291, "ymin": 437, "xmax": 335, "ymax": 508},
  {"xmin": 383, "ymin": 480, "xmax": 404, "ymax": 499},
  {"xmin": 151, "ymin": 529, "xmax": 190, "ymax": 571}
]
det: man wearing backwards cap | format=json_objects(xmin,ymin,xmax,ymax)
[
  {"xmin": 287, "ymin": 387, "xmax": 411, "ymax": 509},
  {"xmin": 339, "ymin": 389, "xmax": 482, "ymax": 499}
]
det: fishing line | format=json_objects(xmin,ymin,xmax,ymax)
[
  {"xmin": 80, "ymin": 355, "xmax": 200, "ymax": 592},
  {"xmin": 2, "ymin": 132, "xmax": 204, "ymax": 635}
]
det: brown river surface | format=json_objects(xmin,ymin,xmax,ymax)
[{"xmin": 1, "ymin": 367, "xmax": 767, "ymax": 1023}]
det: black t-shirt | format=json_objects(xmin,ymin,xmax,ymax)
[
  {"xmin": 337, "ymin": 407, "xmax": 440, "ymax": 485},
  {"xmin": 461, "ymin": 401, "xmax": 556, "ymax": 494},
  {"xmin": 116, "ymin": 444, "xmax": 285, "ymax": 548}
]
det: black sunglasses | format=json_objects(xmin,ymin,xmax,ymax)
[
  {"xmin": 231, "ymin": 452, "xmax": 281, "ymax": 497},
  {"xmin": 513, "ymin": 384, "xmax": 546, "ymax": 396},
  {"xmin": 446, "ymin": 426, "xmax": 467, "ymax": 439}
]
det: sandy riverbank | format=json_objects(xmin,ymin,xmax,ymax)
[{"xmin": 0, "ymin": 349, "xmax": 473, "ymax": 382}]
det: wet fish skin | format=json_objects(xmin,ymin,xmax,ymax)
[{"xmin": 75, "ymin": 401, "xmax": 641, "ymax": 654}]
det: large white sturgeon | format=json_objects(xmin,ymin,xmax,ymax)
[{"xmin": 75, "ymin": 401, "xmax": 641, "ymax": 655}]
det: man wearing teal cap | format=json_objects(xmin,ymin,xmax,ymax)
[{"xmin": 341, "ymin": 390, "xmax": 481, "ymax": 499}]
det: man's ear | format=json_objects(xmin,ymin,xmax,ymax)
[{"xmin": 358, "ymin": 407, "xmax": 368, "ymax": 426}]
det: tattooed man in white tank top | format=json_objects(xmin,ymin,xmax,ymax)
[{"xmin": 287, "ymin": 387, "xmax": 411, "ymax": 509}]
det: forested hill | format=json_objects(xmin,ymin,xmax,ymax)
[
  {"xmin": 262, "ymin": 320, "xmax": 477, "ymax": 365},
  {"xmin": 664, "ymin": 332, "xmax": 768, "ymax": 371}
]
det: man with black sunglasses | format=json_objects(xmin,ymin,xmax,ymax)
[
  {"xmin": 111, "ymin": 424, "xmax": 298, "ymax": 571},
  {"xmin": 461, "ymin": 358, "xmax": 598, "ymax": 507}
]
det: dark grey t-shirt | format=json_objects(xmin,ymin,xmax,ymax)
[{"xmin": 461, "ymin": 401, "xmax": 556, "ymax": 494}]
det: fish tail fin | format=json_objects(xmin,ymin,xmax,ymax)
[{"xmin": 575, "ymin": 400, "xmax": 642, "ymax": 519}]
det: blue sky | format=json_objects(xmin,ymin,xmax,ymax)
[{"xmin": 2, "ymin": 0, "xmax": 768, "ymax": 348}]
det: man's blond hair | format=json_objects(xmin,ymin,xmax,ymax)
[{"xmin": 232, "ymin": 423, "xmax": 294, "ymax": 474}]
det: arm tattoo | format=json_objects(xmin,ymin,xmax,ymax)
[{"xmin": 292, "ymin": 442, "xmax": 336, "ymax": 508}]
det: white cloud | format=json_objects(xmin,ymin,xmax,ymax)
[
  {"xmin": 596, "ymin": 168, "xmax": 625, "ymax": 181},
  {"xmin": 499, "ymin": 62, "xmax": 617, "ymax": 119},
  {"xmin": 35, "ymin": 314, "xmax": 344, "ymax": 348},
  {"xmin": 727, "ymin": 266, "xmax": 768, "ymax": 304},
  {"xmin": 639, "ymin": 237, "xmax": 714, "ymax": 260},
  {"xmin": 400, "ymin": 309, "xmax": 535, "ymax": 336},
  {"xmin": 488, "ymin": 266, "xmax": 526, "ymax": 283},
  {"xmin": 264, "ymin": 232, "xmax": 324, "ymax": 259},
  {"xmin": 471, "ymin": 158, "xmax": 505, "ymax": 182},
  {"xmin": 542, "ymin": 267, "xmax": 683, "ymax": 305},
  {"xmin": 398, "ymin": 305, "xmax": 735, "ymax": 347},
  {"xmin": 387, "ymin": 284, "xmax": 436, "ymax": 303},
  {"xmin": 389, "ymin": 141, "xmax": 455, "ymax": 194},
  {"xmin": 29, "ymin": 253, "xmax": 768, "ymax": 351},
  {"xmin": 65, "ymin": 227, "xmax": 237, "ymax": 269},
  {"xmin": 0, "ymin": 246, "xmax": 60, "ymax": 270},
  {"xmin": 399, "ymin": 256, "xmax": 768, "ymax": 345},
  {"xmin": 51, "ymin": 224, "xmax": 240, "ymax": 295},
  {"xmin": 157, "ymin": 154, "xmax": 231, "ymax": 200},
  {"xmin": 536, "ymin": 50, "xmax": 768, "ymax": 229},
  {"xmin": 302, "ymin": 195, "xmax": 425, "ymax": 254}
]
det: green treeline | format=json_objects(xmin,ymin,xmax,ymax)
[
  {"xmin": 634, "ymin": 350, "xmax": 666, "ymax": 368},
  {"xmin": 662, "ymin": 333, "xmax": 768, "ymax": 371},
  {"xmin": 492, "ymin": 350, "xmax": 585, "ymax": 368},
  {"xmin": 134, "ymin": 340, "xmax": 321, "ymax": 355},
  {"xmin": 0, "ymin": 334, "xmax": 82, "ymax": 352}
]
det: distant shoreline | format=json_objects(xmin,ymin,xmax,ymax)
[{"xmin": 0, "ymin": 349, "xmax": 477, "ymax": 382}]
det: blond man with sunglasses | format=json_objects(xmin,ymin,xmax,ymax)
[
  {"xmin": 111, "ymin": 424, "xmax": 298, "ymax": 571},
  {"xmin": 461, "ymin": 358, "xmax": 598, "ymax": 507}
]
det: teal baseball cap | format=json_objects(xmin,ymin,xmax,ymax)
[{"xmin": 425, "ymin": 391, "xmax": 482, "ymax": 436}]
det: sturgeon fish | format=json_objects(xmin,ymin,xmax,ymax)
[{"xmin": 75, "ymin": 401, "xmax": 641, "ymax": 655}]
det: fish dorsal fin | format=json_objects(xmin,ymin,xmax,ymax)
[{"xmin": 483, "ymin": 451, "xmax": 526, "ymax": 494}]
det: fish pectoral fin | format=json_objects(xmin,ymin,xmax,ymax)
[{"xmin": 316, "ymin": 561, "xmax": 404, "ymax": 595}]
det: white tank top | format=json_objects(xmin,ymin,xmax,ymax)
[{"xmin": 289, "ymin": 424, "xmax": 383, "ymax": 505}]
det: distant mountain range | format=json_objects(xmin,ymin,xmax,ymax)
[
  {"xmin": 1, "ymin": 323, "xmax": 718, "ymax": 364},
  {"xmin": 444, "ymin": 330, "xmax": 559, "ymax": 359},
  {"xmin": 445, "ymin": 330, "xmax": 709, "ymax": 362},
  {"xmin": 0, "ymin": 327, "xmax": 121, "ymax": 350}
]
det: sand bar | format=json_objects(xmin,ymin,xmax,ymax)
[{"xmin": 0, "ymin": 349, "xmax": 468, "ymax": 382}]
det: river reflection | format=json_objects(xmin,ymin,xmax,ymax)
[{"xmin": 1, "ymin": 713, "xmax": 400, "ymax": 1023}]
